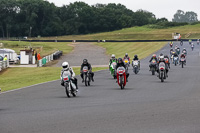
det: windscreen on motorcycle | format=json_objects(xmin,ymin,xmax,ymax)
[
  {"xmin": 111, "ymin": 62, "xmax": 117, "ymax": 69},
  {"xmin": 181, "ymin": 58, "xmax": 185, "ymax": 61},
  {"xmin": 124, "ymin": 59, "xmax": 129, "ymax": 64},
  {"xmin": 174, "ymin": 57, "xmax": 178, "ymax": 60},
  {"xmin": 83, "ymin": 66, "xmax": 88, "ymax": 72},
  {"xmin": 117, "ymin": 67, "xmax": 125, "ymax": 74},
  {"xmin": 159, "ymin": 62, "xmax": 165, "ymax": 70},
  {"xmin": 133, "ymin": 60, "xmax": 138, "ymax": 65},
  {"xmin": 62, "ymin": 71, "xmax": 71, "ymax": 81},
  {"xmin": 151, "ymin": 59, "xmax": 156, "ymax": 64}
]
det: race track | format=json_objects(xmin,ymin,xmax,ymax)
[{"xmin": 1, "ymin": 41, "xmax": 200, "ymax": 133}]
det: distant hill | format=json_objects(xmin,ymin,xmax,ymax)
[{"xmin": 39, "ymin": 24, "xmax": 200, "ymax": 40}]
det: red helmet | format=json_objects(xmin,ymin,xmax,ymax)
[{"xmin": 152, "ymin": 54, "xmax": 156, "ymax": 58}]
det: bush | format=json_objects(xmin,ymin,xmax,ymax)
[{"xmin": 148, "ymin": 22, "xmax": 188, "ymax": 29}]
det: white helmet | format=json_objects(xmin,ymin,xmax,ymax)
[
  {"xmin": 159, "ymin": 55, "xmax": 164, "ymax": 61},
  {"xmin": 111, "ymin": 54, "xmax": 115, "ymax": 58},
  {"xmin": 62, "ymin": 62, "xmax": 69, "ymax": 69}
]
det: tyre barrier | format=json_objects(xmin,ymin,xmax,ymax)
[
  {"xmin": 53, "ymin": 51, "xmax": 62, "ymax": 60},
  {"xmin": 38, "ymin": 51, "xmax": 62, "ymax": 67}
]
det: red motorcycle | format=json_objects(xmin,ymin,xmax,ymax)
[
  {"xmin": 116, "ymin": 67, "xmax": 126, "ymax": 89},
  {"xmin": 169, "ymin": 43, "xmax": 173, "ymax": 48}
]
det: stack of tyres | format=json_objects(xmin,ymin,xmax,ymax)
[{"xmin": 53, "ymin": 51, "xmax": 63, "ymax": 60}]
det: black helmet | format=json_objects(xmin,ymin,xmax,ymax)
[
  {"xmin": 125, "ymin": 53, "xmax": 128, "ymax": 57},
  {"xmin": 160, "ymin": 53, "xmax": 164, "ymax": 56},
  {"xmin": 164, "ymin": 55, "xmax": 168, "ymax": 58},
  {"xmin": 83, "ymin": 59, "xmax": 88, "ymax": 64},
  {"xmin": 118, "ymin": 58, "xmax": 123, "ymax": 63},
  {"xmin": 134, "ymin": 55, "xmax": 138, "ymax": 58}
]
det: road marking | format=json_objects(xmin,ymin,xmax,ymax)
[{"xmin": 0, "ymin": 80, "xmax": 59, "ymax": 95}]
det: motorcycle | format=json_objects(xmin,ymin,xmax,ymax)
[
  {"xmin": 82, "ymin": 66, "xmax": 91, "ymax": 86},
  {"xmin": 191, "ymin": 45, "xmax": 194, "ymax": 51},
  {"xmin": 180, "ymin": 58, "xmax": 186, "ymax": 68},
  {"xmin": 62, "ymin": 71, "xmax": 77, "ymax": 98},
  {"xmin": 164, "ymin": 57, "xmax": 170, "ymax": 69},
  {"xmin": 116, "ymin": 67, "xmax": 126, "ymax": 89},
  {"xmin": 176, "ymin": 48, "xmax": 180, "ymax": 55},
  {"xmin": 123, "ymin": 59, "xmax": 130, "ymax": 71},
  {"xmin": 170, "ymin": 54, "xmax": 174, "ymax": 63},
  {"xmin": 132, "ymin": 60, "xmax": 139, "ymax": 74},
  {"xmin": 109, "ymin": 61, "xmax": 117, "ymax": 79},
  {"xmin": 150, "ymin": 59, "xmax": 157, "ymax": 75},
  {"xmin": 180, "ymin": 41, "xmax": 183, "ymax": 46},
  {"xmin": 169, "ymin": 43, "xmax": 173, "ymax": 48},
  {"xmin": 182, "ymin": 50, "xmax": 187, "ymax": 56},
  {"xmin": 173, "ymin": 56, "xmax": 179, "ymax": 66},
  {"xmin": 158, "ymin": 62, "xmax": 167, "ymax": 82}
]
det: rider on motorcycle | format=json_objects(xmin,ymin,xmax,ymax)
[
  {"xmin": 116, "ymin": 58, "xmax": 129, "ymax": 82},
  {"xmin": 109, "ymin": 54, "xmax": 117, "ymax": 65},
  {"xmin": 80, "ymin": 59, "xmax": 94, "ymax": 82},
  {"xmin": 170, "ymin": 48, "xmax": 174, "ymax": 55},
  {"xmin": 182, "ymin": 48, "xmax": 187, "ymax": 55},
  {"xmin": 169, "ymin": 41, "xmax": 173, "ymax": 47},
  {"xmin": 173, "ymin": 52, "xmax": 179, "ymax": 64},
  {"xmin": 123, "ymin": 53, "xmax": 130, "ymax": 62},
  {"xmin": 180, "ymin": 40, "xmax": 183, "ymax": 44},
  {"xmin": 164, "ymin": 55, "xmax": 170, "ymax": 69},
  {"xmin": 157, "ymin": 54, "xmax": 168, "ymax": 76},
  {"xmin": 61, "ymin": 62, "xmax": 78, "ymax": 89},
  {"xmin": 132, "ymin": 55, "xmax": 140, "ymax": 70},
  {"xmin": 149, "ymin": 54, "xmax": 158, "ymax": 70},
  {"xmin": 180, "ymin": 53, "xmax": 186, "ymax": 64},
  {"xmin": 175, "ymin": 45, "xmax": 178, "ymax": 50},
  {"xmin": 149, "ymin": 54, "xmax": 158, "ymax": 62}
]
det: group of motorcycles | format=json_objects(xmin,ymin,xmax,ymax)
[
  {"xmin": 62, "ymin": 66, "xmax": 93, "ymax": 98},
  {"xmin": 109, "ymin": 58, "xmax": 140, "ymax": 89},
  {"xmin": 62, "ymin": 40, "xmax": 199, "ymax": 97}
]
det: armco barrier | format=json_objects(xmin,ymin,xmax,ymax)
[
  {"xmin": 0, "ymin": 61, "xmax": 9, "ymax": 71},
  {"xmin": 10, "ymin": 39, "xmax": 198, "ymax": 43}
]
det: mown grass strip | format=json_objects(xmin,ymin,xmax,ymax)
[
  {"xmin": 94, "ymin": 42, "xmax": 166, "ymax": 59},
  {"xmin": 38, "ymin": 24, "xmax": 200, "ymax": 40}
]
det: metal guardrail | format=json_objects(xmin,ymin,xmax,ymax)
[{"xmin": 0, "ymin": 61, "xmax": 9, "ymax": 71}]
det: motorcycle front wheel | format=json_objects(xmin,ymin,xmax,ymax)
[
  {"xmin": 65, "ymin": 85, "xmax": 71, "ymax": 98},
  {"xmin": 120, "ymin": 77, "xmax": 124, "ymax": 89},
  {"xmin": 84, "ymin": 74, "xmax": 88, "ymax": 86}
]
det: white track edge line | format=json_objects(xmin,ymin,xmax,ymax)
[{"xmin": 0, "ymin": 69, "xmax": 107, "ymax": 94}]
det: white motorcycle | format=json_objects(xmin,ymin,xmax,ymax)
[
  {"xmin": 132, "ymin": 60, "xmax": 139, "ymax": 74},
  {"xmin": 62, "ymin": 71, "xmax": 77, "ymax": 98}
]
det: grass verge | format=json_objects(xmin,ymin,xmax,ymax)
[
  {"xmin": 1, "ymin": 41, "xmax": 73, "ymax": 57},
  {"xmin": 0, "ymin": 67, "xmax": 107, "ymax": 92},
  {"xmin": 95, "ymin": 42, "xmax": 167, "ymax": 59}
]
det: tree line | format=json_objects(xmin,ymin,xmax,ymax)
[{"xmin": 0, "ymin": 0, "xmax": 198, "ymax": 38}]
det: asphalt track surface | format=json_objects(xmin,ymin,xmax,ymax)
[
  {"xmin": 54, "ymin": 43, "xmax": 109, "ymax": 67},
  {"xmin": 1, "ymin": 41, "xmax": 200, "ymax": 133}
]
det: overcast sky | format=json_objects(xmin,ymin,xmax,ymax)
[{"xmin": 46, "ymin": 0, "xmax": 200, "ymax": 21}]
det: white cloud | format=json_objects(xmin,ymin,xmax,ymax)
[{"xmin": 46, "ymin": 0, "xmax": 200, "ymax": 21}]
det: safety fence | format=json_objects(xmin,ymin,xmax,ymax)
[
  {"xmin": 38, "ymin": 51, "xmax": 62, "ymax": 67},
  {"xmin": 0, "ymin": 61, "xmax": 9, "ymax": 71}
]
